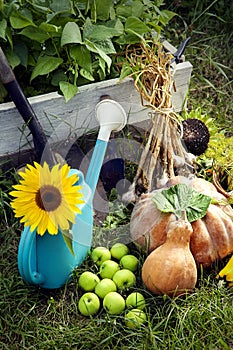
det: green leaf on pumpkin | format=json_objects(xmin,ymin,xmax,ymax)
[{"xmin": 152, "ymin": 183, "xmax": 212, "ymax": 222}]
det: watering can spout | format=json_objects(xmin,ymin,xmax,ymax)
[{"xmin": 85, "ymin": 98, "xmax": 127, "ymax": 197}]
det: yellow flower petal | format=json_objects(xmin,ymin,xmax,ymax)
[
  {"xmin": 10, "ymin": 161, "xmax": 84, "ymax": 236},
  {"xmin": 218, "ymin": 256, "xmax": 233, "ymax": 281},
  {"xmin": 47, "ymin": 217, "xmax": 59, "ymax": 235},
  {"xmin": 61, "ymin": 163, "xmax": 70, "ymax": 179}
]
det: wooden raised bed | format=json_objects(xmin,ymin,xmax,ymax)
[{"xmin": 0, "ymin": 55, "xmax": 192, "ymax": 166}]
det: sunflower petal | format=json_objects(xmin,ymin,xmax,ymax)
[
  {"xmin": 10, "ymin": 161, "xmax": 84, "ymax": 241},
  {"xmin": 218, "ymin": 256, "xmax": 233, "ymax": 286}
]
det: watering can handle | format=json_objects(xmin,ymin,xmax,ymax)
[{"xmin": 18, "ymin": 226, "xmax": 45, "ymax": 285}]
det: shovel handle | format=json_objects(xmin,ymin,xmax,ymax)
[
  {"xmin": 0, "ymin": 47, "xmax": 15, "ymax": 84},
  {"xmin": 0, "ymin": 47, "xmax": 55, "ymax": 165},
  {"xmin": 173, "ymin": 37, "xmax": 191, "ymax": 64}
]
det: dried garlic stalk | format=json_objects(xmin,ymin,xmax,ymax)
[{"xmin": 123, "ymin": 42, "xmax": 194, "ymax": 202}]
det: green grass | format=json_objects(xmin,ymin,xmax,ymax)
[
  {"xmin": 1, "ymin": 2, "xmax": 233, "ymax": 349},
  {"xmin": 167, "ymin": 0, "xmax": 233, "ymax": 134},
  {"xmin": 1, "ymin": 222, "xmax": 233, "ymax": 349},
  {"xmin": 1, "ymin": 174, "xmax": 233, "ymax": 349}
]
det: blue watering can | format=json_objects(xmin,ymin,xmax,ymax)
[{"xmin": 17, "ymin": 99, "xmax": 127, "ymax": 289}]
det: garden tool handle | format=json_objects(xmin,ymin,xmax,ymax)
[
  {"xmin": 0, "ymin": 47, "xmax": 15, "ymax": 84},
  {"xmin": 0, "ymin": 47, "xmax": 55, "ymax": 165},
  {"xmin": 172, "ymin": 37, "xmax": 191, "ymax": 64}
]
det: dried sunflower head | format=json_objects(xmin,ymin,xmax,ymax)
[{"xmin": 182, "ymin": 118, "xmax": 210, "ymax": 156}]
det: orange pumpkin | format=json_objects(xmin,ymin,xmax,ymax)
[{"xmin": 130, "ymin": 176, "xmax": 233, "ymax": 267}]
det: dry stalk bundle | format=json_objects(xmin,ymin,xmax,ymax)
[
  {"xmin": 123, "ymin": 42, "xmax": 194, "ymax": 202},
  {"xmin": 127, "ymin": 42, "xmax": 174, "ymax": 112}
]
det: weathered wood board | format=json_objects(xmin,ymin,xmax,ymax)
[{"xmin": 0, "ymin": 61, "xmax": 192, "ymax": 159}]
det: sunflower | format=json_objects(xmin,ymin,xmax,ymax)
[{"xmin": 10, "ymin": 162, "xmax": 84, "ymax": 235}]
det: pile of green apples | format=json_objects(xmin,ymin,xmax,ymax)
[{"xmin": 77, "ymin": 243, "xmax": 147, "ymax": 328}]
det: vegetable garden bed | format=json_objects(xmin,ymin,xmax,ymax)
[{"xmin": 0, "ymin": 57, "xmax": 192, "ymax": 166}]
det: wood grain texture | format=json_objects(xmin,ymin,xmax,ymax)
[{"xmin": 0, "ymin": 61, "xmax": 192, "ymax": 158}]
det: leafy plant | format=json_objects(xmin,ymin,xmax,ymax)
[
  {"xmin": 199, "ymin": 134, "xmax": 233, "ymax": 192},
  {"xmin": 152, "ymin": 183, "xmax": 212, "ymax": 222},
  {"xmin": 182, "ymin": 108, "xmax": 233, "ymax": 193},
  {"xmin": 0, "ymin": 0, "xmax": 176, "ymax": 102}
]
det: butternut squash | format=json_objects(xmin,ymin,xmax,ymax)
[{"xmin": 142, "ymin": 213, "xmax": 197, "ymax": 296}]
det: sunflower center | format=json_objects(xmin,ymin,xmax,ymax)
[{"xmin": 36, "ymin": 185, "xmax": 62, "ymax": 212}]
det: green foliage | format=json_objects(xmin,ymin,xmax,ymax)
[
  {"xmin": 0, "ymin": 163, "xmax": 16, "ymax": 228},
  {"xmin": 168, "ymin": 0, "xmax": 233, "ymax": 34},
  {"xmin": 0, "ymin": 0, "xmax": 176, "ymax": 102},
  {"xmin": 165, "ymin": 0, "xmax": 233, "ymax": 137},
  {"xmin": 182, "ymin": 108, "xmax": 233, "ymax": 192},
  {"xmin": 205, "ymin": 134, "xmax": 233, "ymax": 167},
  {"xmin": 200, "ymin": 134, "xmax": 233, "ymax": 192},
  {"xmin": 152, "ymin": 183, "xmax": 212, "ymax": 222}
]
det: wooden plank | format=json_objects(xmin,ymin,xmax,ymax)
[
  {"xmin": 162, "ymin": 40, "xmax": 177, "ymax": 54},
  {"xmin": 0, "ymin": 61, "xmax": 192, "ymax": 158}
]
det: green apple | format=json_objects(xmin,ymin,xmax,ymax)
[
  {"xmin": 95, "ymin": 278, "xmax": 117, "ymax": 299},
  {"xmin": 78, "ymin": 271, "xmax": 100, "ymax": 291},
  {"xmin": 125, "ymin": 292, "xmax": 146, "ymax": 310},
  {"xmin": 125, "ymin": 308, "xmax": 147, "ymax": 328},
  {"xmin": 78, "ymin": 292, "xmax": 100, "ymax": 316},
  {"xmin": 91, "ymin": 246, "xmax": 111, "ymax": 266},
  {"xmin": 103, "ymin": 291, "xmax": 125, "ymax": 315},
  {"xmin": 112, "ymin": 269, "xmax": 136, "ymax": 291},
  {"xmin": 110, "ymin": 243, "xmax": 129, "ymax": 260},
  {"xmin": 120, "ymin": 254, "xmax": 139, "ymax": 272},
  {"xmin": 99, "ymin": 260, "xmax": 120, "ymax": 279}
]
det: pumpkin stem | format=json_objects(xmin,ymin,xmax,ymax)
[{"xmin": 180, "ymin": 210, "xmax": 187, "ymax": 221}]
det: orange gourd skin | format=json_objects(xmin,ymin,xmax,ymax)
[
  {"xmin": 131, "ymin": 176, "xmax": 233, "ymax": 267},
  {"xmin": 142, "ymin": 215, "xmax": 197, "ymax": 296}
]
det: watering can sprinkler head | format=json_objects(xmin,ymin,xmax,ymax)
[
  {"xmin": 95, "ymin": 97, "xmax": 127, "ymax": 141},
  {"xmin": 85, "ymin": 96, "xmax": 127, "ymax": 195}
]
